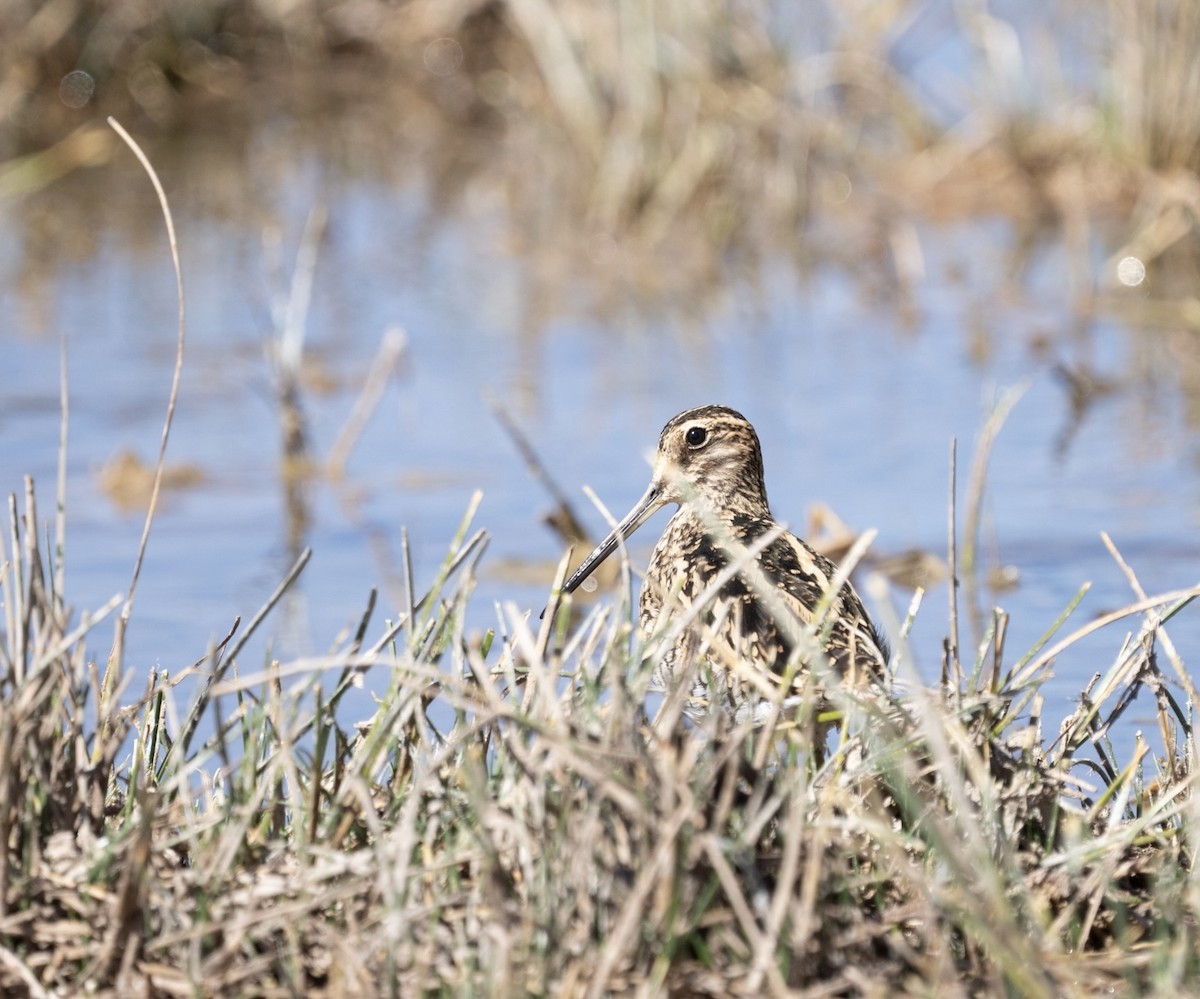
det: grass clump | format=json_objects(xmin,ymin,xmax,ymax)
[{"xmin": 1, "ymin": 470, "xmax": 1196, "ymax": 997}]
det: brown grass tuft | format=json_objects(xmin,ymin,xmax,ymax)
[{"xmin": 1, "ymin": 476, "xmax": 1196, "ymax": 996}]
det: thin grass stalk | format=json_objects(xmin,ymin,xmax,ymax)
[
  {"xmin": 52, "ymin": 336, "xmax": 67, "ymax": 614},
  {"xmin": 6, "ymin": 494, "xmax": 25, "ymax": 679},
  {"xmin": 947, "ymin": 437, "xmax": 961, "ymax": 691},
  {"xmin": 102, "ymin": 117, "xmax": 186, "ymax": 720},
  {"xmin": 1015, "ymin": 587, "xmax": 1200, "ymax": 689},
  {"xmin": 1102, "ymin": 530, "xmax": 1198, "ymax": 705}
]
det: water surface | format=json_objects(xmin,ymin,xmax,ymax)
[{"xmin": 1, "ymin": 106, "xmax": 1196, "ymax": 754}]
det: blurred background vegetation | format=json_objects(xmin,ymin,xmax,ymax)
[{"xmin": 4, "ymin": 0, "xmax": 1200, "ymax": 321}]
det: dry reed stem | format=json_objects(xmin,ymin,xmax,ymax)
[{"xmin": 102, "ymin": 117, "xmax": 186, "ymax": 719}]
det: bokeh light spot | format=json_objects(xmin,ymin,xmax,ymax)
[
  {"xmin": 424, "ymin": 38, "xmax": 463, "ymax": 77},
  {"xmin": 1117, "ymin": 256, "xmax": 1146, "ymax": 287},
  {"xmin": 59, "ymin": 70, "xmax": 95, "ymax": 109}
]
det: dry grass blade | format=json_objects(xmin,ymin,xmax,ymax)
[
  {"xmin": 1101, "ymin": 530, "xmax": 1198, "ymax": 704},
  {"xmin": 962, "ymin": 382, "xmax": 1030, "ymax": 645},
  {"xmin": 947, "ymin": 437, "xmax": 961, "ymax": 691},
  {"xmin": 326, "ymin": 327, "xmax": 408, "ymax": 478},
  {"xmin": 102, "ymin": 117, "xmax": 187, "ymax": 711},
  {"xmin": 1012, "ymin": 586, "xmax": 1200, "ymax": 687}
]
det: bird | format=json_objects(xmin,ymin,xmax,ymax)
[{"xmin": 560, "ymin": 405, "xmax": 888, "ymax": 718}]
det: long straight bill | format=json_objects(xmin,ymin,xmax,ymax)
[{"xmin": 561, "ymin": 484, "xmax": 663, "ymax": 595}]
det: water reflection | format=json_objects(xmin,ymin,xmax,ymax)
[{"xmin": 0, "ymin": 81, "xmax": 1196, "ymax": 757}]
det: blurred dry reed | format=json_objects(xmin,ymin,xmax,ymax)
[{"xmin": 4, "ymin": 1, "xmax": 1200, "ymax": 252}]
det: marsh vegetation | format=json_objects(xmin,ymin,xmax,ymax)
[{"xmin": 2, "ymin": 1, "xmax": 1200, "ymax": 995}]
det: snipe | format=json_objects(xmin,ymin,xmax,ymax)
[{"xmin": 561, "ymin": 405, "xmax": 888, "ymax": 717}]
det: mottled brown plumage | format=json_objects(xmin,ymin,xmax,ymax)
[{"xmin": 562, "ymin": 405, "xmax": 888, "ymax": 717}]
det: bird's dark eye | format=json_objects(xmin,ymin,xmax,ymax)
[{"xmin": 685, "ymin": 426, "xmax": 708, "ymax": 448}]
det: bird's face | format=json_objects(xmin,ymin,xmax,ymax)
[
  {"xmin": 649, "ymin": 407, "xmax": 767, "ymax": 511},
  {"xmin": 560, "ymin": 405, "xmax": 769, "ymax": 597}
]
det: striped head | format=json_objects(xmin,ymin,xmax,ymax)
[{"xmin": 650, "ymin": 405, "xmax": 771, "ymax": 519}]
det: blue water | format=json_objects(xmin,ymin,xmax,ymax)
[{"xmin": 1, "ymin": 125, "xmax": 1196, "ymax": 769}]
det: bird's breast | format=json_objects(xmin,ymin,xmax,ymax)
[{"xmin": 638, "ymin": 512, "xmax": 764, "ymax": 630}]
